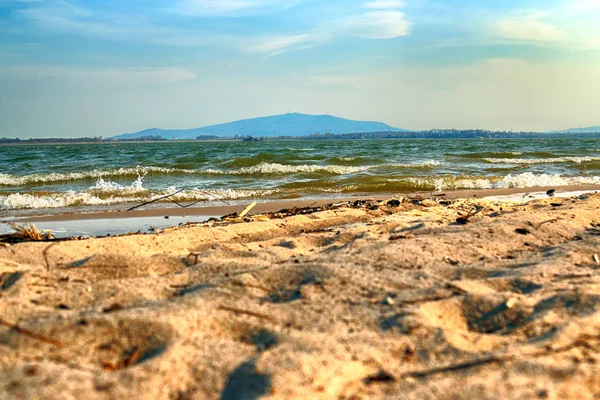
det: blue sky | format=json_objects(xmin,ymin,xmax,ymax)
[{"xmin": 1, "ymin": 0, "xmax": 600, "ymax": 137}]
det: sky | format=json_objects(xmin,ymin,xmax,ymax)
[{"xmin": 1, "ymin": 0, "xmax": 600, "ymax": 138}]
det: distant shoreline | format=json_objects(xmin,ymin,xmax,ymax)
[
  {"xmin": 0, "ymin": 139, "xmax": 241, "ymax": 146},
  {"xmin": 2, "ymin": 133, "xmax": 600, "ymax": 145}
]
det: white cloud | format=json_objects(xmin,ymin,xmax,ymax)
[
  {"xmin": 497, "ymin": 14, "xmax": 563, "ymax": 42},
  {"xmin": 343, "ymin": 10, "xmax": 410, "ymax": 39},
  {"xmin": 248, "ymin": 34, "xmax": 312, "ymax": 55},
  {"xmin": 176, "ymin": 0, "xmax": 302, "ymax": 16},
  {"xmin": 248, "ymin": 8, "xmax": 411, "ymax": 55},
  {"xmin": 494, "ymin": 7, "xmax": 600, "ymax": 50},
  {"xmin": 363, "ymin": 0, "xmax": 404, "ymax": 9},
  {"xmin": 570, "ymin": 0, "xmax": 600, "ymax": 10},
  {"xmin": 16, "ymin": 1, "xmax": 238, "ymax": 48}
]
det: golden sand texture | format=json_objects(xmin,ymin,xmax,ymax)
[{"xmin": 1, "ymin": 193, "xmax": 600, "ymax": 399}]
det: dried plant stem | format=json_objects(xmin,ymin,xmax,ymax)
[{"xmin": 0, "ymin": 318, "xmax": 63, "ymax": 347}]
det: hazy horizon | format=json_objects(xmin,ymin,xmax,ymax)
[{"xmin": 1, "ymin": 0, "xmax": 600, "ymax": 138}]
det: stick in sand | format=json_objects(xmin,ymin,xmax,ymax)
[
  {"xmin": 238, "ymin": 202, "xmax": 257, "ymax": 218},
  {"xmin": 0, "ymin": 318, "xmax": 63, "ymax": 347},
  {"xmin": 127, "ymin": 189, "xmax": 185, "ymax": 211},
  {"xmin": 127, "ymin": 187, "xmax": 231, "ymax": 212}
]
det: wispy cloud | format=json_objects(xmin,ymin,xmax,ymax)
[
  {"xmin": 497, "ymin": 13, "xmax": 563, "ymax": 43},
  {"xmin": 249, "ymin": 7, "xmax": 411, "ymax": 56},
  {"xmin": 175, "ymin": 0, "xmax": 303, "ymax": 17},
  {"xmin": 363, "ymin": 0, "xmax": 404, "ymax": 9},
  {"xmin": 343, "ymin": 10, "xmax": 410, "ymax": 39},
  {"xmin": 248, "ymin": 34, "xmax": 312, "ymax": 55},
  {"xmin": 12, "ymin": 0, "xmax": 410, "ymax": 55},
  {"xmin": 14, "ymin": 1, "xmax": 237, "ymax": 48},
  {"xmin": 495, "ymin": 6, "xmax": 600, "ymax": 49},
  {"xmin": 570, "ymin": 0, "xmax": 600, "ymax": 10}
]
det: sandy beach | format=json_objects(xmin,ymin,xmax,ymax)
[{"xmin": 1, "ymin": 189, "xmax": 600, "ymax": 399}]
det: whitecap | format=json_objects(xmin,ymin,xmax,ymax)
[{"xmin": 484, "ymin": 156, "xmax": 600, "ymax": 164}]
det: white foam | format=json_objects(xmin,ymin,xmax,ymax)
[
  {"xmin": 205, "ymin": 161, "xmax": 442, "ymax": 176},
  {"xmin": 205, "ymin": 162, "xmax": 368, "ymax": 175},
  {"xmin": 0, "ymin": 166, "xmax": 199, "ymax": 186},
  {"xmin": 285, "ymin": 148, "xmax": 315, "ymax": 152},
  {"xmin": 419, "ymin": 160, "xmax": 442, "ymax": 167},
  {"xmin": 0, "ymin": 192, "xmax": 132, "ymax": 209},
  {"xmin": 0, "ymin": 160, "xmax": 446, "ymax": 186},
  {"xmin": 484, "ymin": 156, "xmax": 600, "ymax": 164},
  {"xmin": 0, "ymin": 187, "xmax": 277, "ymax": 210},
  {"xmin": 404, "ymin": 172, "xmax": 600, "ymax": 192},
  {"xmin": 496, "ymin": 173, "xmax": 600, "ymax": 188},
  {"xmin": 88, "ymin": 176, "xmax": 147, "ymax": 194}
]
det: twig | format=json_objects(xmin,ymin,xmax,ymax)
[
  {"xmin": 124, "ymin": 347, "xmax": 141, "ymax": 367},
  {"xmin": 127, "ymin": 189, "xmax": 185, "ymax": 211},
  {"xmin": 217, "ymin": 305, "xmax": 277, "ymax": 322},
  {"xmin": 192, "ymin": 188, "xmax": 231, "ymax": 206},
  {"xmin": 404, "ymin": 355, "xmax": 504, "ymax": 378},
  {"xmin": 0, "ymin": 318, "xmax": 63, "ymax": 347},
  {"xmin": 43, "ymin": 242, "xmax": 58, "ymax": 271},
  {"xmin": 527, "ymin": 218, "xmax": 560, "ymax": 230},
  {"xmin": 403, "ymin": 333, "xmax": 600, "ymax": 379},
  {"xmin": 170, "ymin": 199, "xmax": 204, "ymax": 209}
]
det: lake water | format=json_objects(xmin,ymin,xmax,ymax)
[{"xmin": 1, "ymin": 138, "xmax": 599, "ymax": 216}]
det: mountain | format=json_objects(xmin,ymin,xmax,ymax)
[
  {"xmin": 550, "ymin": 126, "xmax": 600, "ymax": 133},
  {"xmin": 111, "ymin": 113, "xmax": 408, "ymax": 140}
]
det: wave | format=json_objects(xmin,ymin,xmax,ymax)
[
  {"xmin": 0, "ymin": 188, "xmax": 275, "ymax": 210},
  {"xmin": 334, "ymin": 157, "xmax": 358, "ymax": 162},
  {"xmin": 2, "ymin": 172, "xmax": 598, "ymax": 210},
  {"xmin": 0, "ymin": 166, "xmax": 199, "ymax": 186},
  {"xmin": 220, "ymin": 161, "xmax": 442, "ymax": 175},
  {"xmin": 402, "ymin": 173, "xmax": 600, "ymax": 191},
  {"xmin": 0, "ymin": 177, "xmax": 277, "ymax": 210},
  {"xmin": 211, "ymin": 162, "xmax": 369, "ymax": 175},
  {"xmin": 0, "ymin": 161, "xmax": 444, "ymax": 186},
  {"xmin": 456, "ymin": 151, "xmax": 543, "ymax": 160},
  {"xmin": 484, "ymin": 156, "xmax": 600, "ymax": 165},
  {"xmin": 88, "ymin": 176, "xmax": 147, "ymax": 194},
  {"xmin": 285, "ymin": 148, "xmax": 315, "ymax": 152}
]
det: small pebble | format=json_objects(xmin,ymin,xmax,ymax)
[{"xmin": 506, "ymin": 298, "xmax": 518, "ymax": 308}]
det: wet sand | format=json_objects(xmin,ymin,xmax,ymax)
[{"xmin": 1, "ymin": 189, "xmax": 600, "ymax": 399}]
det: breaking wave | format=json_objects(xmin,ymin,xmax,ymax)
[
  {"xmin": 0, "ymin": 166, "xmax": 198, "ymax": 186},
  {"xmin": 0, "ymin": 161, "xmax": 443, "ymax": 185},
  {"xmin": 401, "ymin": 172, "xmax": 600, "ymax": 192},
  {"xmin": 484, "ymin": 156, "xmax": 600, "ymax": 165},
  {"xmin": 205, "ymin": 161, "xmax": 441, "ymax": 175},
  {"xmin": 0, "ymin": 177, "xmax": 276, "ymax": 210}
]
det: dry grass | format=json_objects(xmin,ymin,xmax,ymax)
[{"xmin": 1, "ymin": 223, "xmax": 54, "ymax": 243}]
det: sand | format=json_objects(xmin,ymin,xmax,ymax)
[{"xmin": 1, "ymin": 191, "xmax": 600, "ymax": 399}]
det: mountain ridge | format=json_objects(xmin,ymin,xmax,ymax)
[
  {"xmin": 111, "ymin": 113, "xmax": 408, "ymax": 140},
  {"xmin": 550, "ymin": 126, "xmax": 600, "ymax": 133}
]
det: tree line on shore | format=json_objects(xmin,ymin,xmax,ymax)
[{"xmin": 2, "ymin": 129, "xmax": 599, "ymax": 144}]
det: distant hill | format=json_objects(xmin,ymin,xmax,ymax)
[
  {"xmin": 550, "ymin": 126, "xmax": 600, "ymax": 133},
  {"xmin": 111, "ymin": 113, "xmax": 407, "ymax": 140}
]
